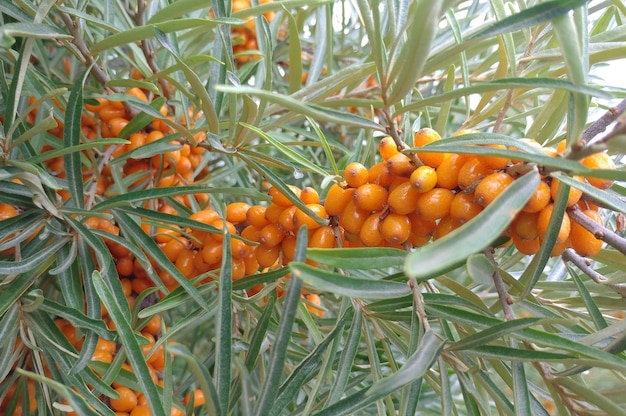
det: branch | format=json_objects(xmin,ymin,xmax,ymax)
[
  {"xmin": 568, "ymin": 206, "xmax": 626, "ymax": 256},
  {"xmin": 561, "ymin": 248, "xmax": 626, "ymax": 297},
  {"xmin": 484, "ymin": 248, "xmax": 515, "ymax": 321},
  {"xmin": 578, "ymin": 97, "xmax": 626, "ymax": 146},
  {"xmin": 409, "ymin": 278, "xmax": 430, "ymax": 331}
]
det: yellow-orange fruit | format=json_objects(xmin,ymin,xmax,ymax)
[
  {"xmin": 277, "ymin": 205, "xmax": 297, "ymax": 232},
  {"xmin": 457, "ymin": 157, "xmax": 494, "ymax": 190},
  {"xmin": 387, "ymin": 153, "xmax": 415, "ymax": 177},
  {"xmin": 309, "ymin": 225, "xmax": 336, "ymax": 248},
  {"xmin": 550, "ymin": 176, "xmax": 584, "ymax": 207},
  {"xmin": 264, "ymin": 203, "xmax": 285, "ymax": 224},
  {"xmin": 570, "ymin": 209, "xmax": 604, "ymax": 257},
  {"xmin": 416, "ymin": 188, "xmax": 454, "ymax": 221},
  {"xmin": 580, "ymin": 152, "xmax": 615, "ymax": 189},
  {"xmin": 413, "ymin": 128, "xmax": 444, "ymax": 168},
  {"xmin": 409, "ymin": 165, "xmax": 437, "ymax": 193},
  {"xmin": 522, "ymin": 180, "xmax": 551, "ymax": 213},
  {"xmin": 511, "ymin": 232, "xmax": 541, "ymax": 255},
  {"xmin": 293, "ymin": 203, "xmax": 327, "ymax": 230},
  {"xmin": 449, "ymin": 192, "xmax": 483, "ymax": 222},
  {"xmin": 378, "ymin": 136, "xmax": 400, "ymax": 160},
  {"xmin": 226, "ymin": 202, "xmax": 251, "ymax": 224},
  {"xmin": 255, "ymin": 244, "xmax": 280, "ymax": 268},
  {"xmin": 380, "ymin": 213, "xmax": 411, "ymax": 245},
  {"xmin": 353, "ymin": 183, "xmax": 388, "ymax": 212},
  {"xmin": 300, "ymin": 187, "xmax": 320, "ymax": 204},
  {"xmin": 474, "ymin": 172, "xmax": 514, "ymax": 206},
  {"xmin": 477, "ymin": 144, "xmax": 509, "ymax": 170},
  {"xmin": 110, "ymin": 387, "xmax": 138, "ymax": 412},
  {"xmin": 359, "ymin": 213, "xmax": 384, "ymax": 246},
  {"xmin": 338, "ymin": 200, "xmax": 370, "ymax": 235},
  {"xmin": 324, "ymin": 184, "xmax": 356, "ymax": 216},
  {"xmin": 537, "ymin": 204, "xmax": 570, "ymax": 245},
  {"xmin": 433, "ymin": 215, "xmax": 463, "ymax": 240},
  {"xmin": 407, "ymin": 212, "xmax": 437, "ymax": 238},
  {"xmin": 436, "ymin": 153, "xmax": 468, "ymax": 189},
  {"xmin": 387, "ymin": 181, "xmax": 420, "ymax": 215},
  {"xmin": 368, "ymin": 162, "xmax": 394, "ymax": 187},
  {"xmin": 512, "ymin": 211, "xmax": 539, "ymax": 241},
  {"xmin": 344, "ymin": 162, "xmax": 369, "ymax": 188},
  {"xmin": 259, "ymin": 223, "xmax": 285, "ymax": 247},
  {"xmin": 304, "ymin": 293, "xmax": 325, "ymax": 317},
  {"xmin": 269, "ymin": 184, "xmax": 301, "ymax": 207},
  {"xmin": 247, "ymin": 205, "xmax": 269, "ymax": 228}
]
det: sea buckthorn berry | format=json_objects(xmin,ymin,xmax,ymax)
[
  {"xmin": 110, "ymin": 387, "xmax": 137, "ymax": 412},
  {"xmin": 511, "ymin": 232, "xmax": 541, "ymax": 255},
  {"xmin": 255, "ymin": 244, "xmax": 280, "ymax": 268},
  {"xmin": 246, "ymin": 205, "xmax": 269, "ymax": 228},
  {"xmin": 457, "ymin": 157, "xmax": 494, "ymax": 190},
  {"xmin": 550, "ymin": 176, "xmax": 583, "ymax": 207},
  {"xmin": 175, "ymin": 249, "xmax": 195, "ymax": 278},
  {"xmin": 209, "ymin": 218, "xmax": 236, "ymax": 242},
  {"xmin": 436, "ymin": 153, "xmax": 468, "ymax": 189},
  {"xmin": 477, "ymin": 144, "xmax": 509, "ymax": 170},
  {"xmin": 409, "ymin": 165, "xmax": 437, "ymax": 193},
  {"xmin": 281, "ymin": 234, "xmax": 297, "ymax": 263},
  {"xmin": 278, "ymin": 205, "xmax": 297, "ymax": 232},
  {"xmin": 413, "ymin": 128, "xmax": 444, "ymax": 168},
  {"xmin": 537, "ymin": 204, "xmax": 571, "ymax": 245},
  {"xmin": 300, "ymin": 187, "xmax": 320, "ymax": 204},
  {"xmin": 368, "ymin": 161, "xmax": 394, "ymax": 187},
  {"xmin": 259, "ymin": 223, "xmax": 285, "ymax": 247},
  {"xmin": 512, "ymin": 211, "xmax": 540, "ymax": 240},
  {"xmin": 474, "ymin": 172, "xmax": 514, "ymax": 206},
  {"xmin": 269, "ymin": 184, "xmax": 301, "ymax": 207},
  {"xmin": 581, "ymin": 152, "xmax": 615, "ymax": 189},
  {"xmin": 264, "ymin": 203, "xmax": 285, "ymax": 224},
  {"xmin": 304, "ymin": 293, "xmax": 325, "ymax": 317},
  {"xmin": 387, "ymin": 152, "xmax": 415, "ymax": 177},
  {"xmin": 570, "ymin": 209, "xmax": 604, "ymax": 257},
  {"xmin": 244, "ymin": 250, "xmax": 260, "ymax": 275},
  {"xmin": 338, "ymin": 200, "xmax": 370, "ymax": 234},
  {"xmin": 231, "ymin": 238, "xmax": 251, "ymax": 259},
  {"xmin": 407, "ymin": 212, "xmax": 437, "ymax": 238},
  {"xmin": 449, "ymin": 192, "xmax": 483, "ymax": 222},
  {"xmin": 294, "ymin": 203, "xmax": 327, "ymax": 230},
  {"xmin": 309, "ymin": 225, "xmax": 336, "ymax": 248},
  {"xmin": 241, "ymin": 225, "xmax": 262, "ymax": 242},
  {"xmin": 130, "ymin": 405, "xmax": 151, "ymax": 416},
  {"xmin": 201, "ymin": 239, "xmax": 223, "ymax": 265},
  {"xmin": 185, "ymin": 389, "xmax": 206, "ymax": 407},
  {"xmin": 433, "ymin": 215, "xmax": 463, "ymax": 240},
  {"xmin": 380, "ymin": 213, "xmax": 411, "ymax": 245},
  {"xmin": 324, "ymin": 184, "xmax": 355, "ymax": 216},
  {"xmin": 359, "ymin": 213, "xmax": 384, "ymax": 246},
  {"xmin": 387, "ymin": 181, "xmax": 420, "ymax": 215},
  {"xmin": 522, "ymin": 180, "xmax": 551, "ymax": 213},
  {"xmin": 353, "ymin": 183, "xmax": 388, "ymax": 212},
  {"xmin": 226, "ymin": 202, "xmax": 251, "ymax": 224},
  {"xmin": 416, "ymin": 188, "xmax": 454, "ymax": 221},
  {"xmin": 379, "ymin": 136, "xmax": 400, "ymax": 160},
  {"xmin": 107, "ymin": 117, "xmax": 130, "ymax": 137},
  {"xmin": 344, "ymin": 162, "xmax": 369, "ymax": 188}
]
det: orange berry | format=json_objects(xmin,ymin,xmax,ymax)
[
  {"xmin": 344, "ymin": 162, "xmax": 369, "ymax": 188},
  {"xmin": 144, "ymin": 314, "xmax": 161, "ymax": 336},
  {"xmin": 457, "ymin": 157, "xmax": 494, "ymax": 190},
  {"xmin": 280, "ymin": 234, "xmax": 297, "ymax": 263},
  {"xmin": 378, "ymin": 136, "xmax": 400, "ymax": 160},
  {"xmin": 433, "ymin": 215, "xmax": 463, "ymax": 240},
  {"xmin": 293, "ymin": 203, "xmax": 327, "ymax": 230},
  {"xmin": 550, "ymin": 176, "xmax": 584, "ymax": 207},
  {"xmin": 386, "ymin": 153, "xmax": 415, "ymax": 177},
  {"xmin": 416, "ymin": 188, "xmax": 454, "ymax": 221},
  {"xmin": 107, "ymin": 117, "xmax": 130, "ymax": 137},
  {"xmin": 201, "ymin": 239, "xmax": 223, "ymax": 265},
  {"xmin": 449, "ymin": 192, "xmax": 483, "ymax": 222},
  {"xmin": 474, "ymin": 172, "xmax": 514, "ymax": 206},
  {"xmin": 353, "ymin": 183, "xmax": 388, "ymax": 212},
  {"xmin": 368, "ymin": 162, "xmax": 394, "ymax": 187},
  {"xmin": 116, "ymin": 255, "xmax": 135, "ymax": 277},
  {"xmin": 570, "ymin": 209, "xmax": 604, "ymax": 257},
  {"xmin": 162, "ymin": 238, "xmax": 187, "ymax": 262},
  {"xmin": 309, "ymin": 225, "xmax": 336, "ymax": 248},
  {"xmin": 477, "ymin": 144, "xmax": 509, "ymax": 170},
  {"xmin": 208, "ymin": 218, "xmax": 237, "ymax": 242},
  {"xmin": 130, "ymin": 405, "xmax": 152, "ymax": 416},
  {"xmin": 300, "ymin": 187, "xmax": 320, "ymax": 204},
  {"xmin": 127, "ymin": 87, "xmax": 148, "ymax": 102},
  {"xmin": 91, "ymin": 349, "xmax": 113, "ymax": 363},
  {"xmin": 95, "ymin": 337, "xmax": 117, "ymax": 353},
  {"xmin": 110, "ymin": 387, "xmax": 138, "ymax": 412},
  {"xmin": 380, "ymin": 213, "xmax": 411, "ymax": 245},
  {"xmin": 246, "ymin": 205, "xmax": 269, "ymax": 228},
  {"xmin": 387, "ymin": 181, "xmax": 420, "ymax": 215},
  {"xmin": 241, "ymin": 225, "xmax": 262, "ymax": 243},
  {"xmin": 413, "ymin": 128, "xmax": 444, "ymax": 168},
  {"xmin": 269, "ymin": 185, "xmax": 301, "ymax": 207},
  {"xmin": 537, "ymin": 204, "xmax": 571, "ymax": 245},
  {"xmin": 436, "ymin": 153, "xmax": 468, "ymax": 189},
  {"xmin": 175, "ymin": 248, "xmax": 195, "ymax": 278},
  {"xmin": 264, "ymin": 203, "xmax": 285, "ymax": 224},
  {"xmin": 512, "ymin": 211, "xmax": 539, "ymax": 240},
  {"xmin": 259, "ymin": 223, "xmax": 285, "ymax": 248},
  {"xmin": 184, "ymin": 389, "xmax": 206, "ymax": 407},
  {"xmin": 255, "ymin": 244, "xmax": 280, "ymax": 268},
  {"xmin": 277, "ymin": 205, "xmax": 297, "ymax": 232},
  {"xmin": 304, "ymin": 293, "xmax": 325, "ymax": 317},
  {"xmin": 324, "ymin": 184, "xmax": 356, "ymax": 216},
  {"xmin": 580, "ymin": 152, "xmax": 615, "ymax": 189},
  {"xmin": 511, "ymin": 232, "xmax": 541, "ymax": 255},
  {"xmin": 338, "ymin": 200, "xmax": 369, "ymax": 234},
  {"xmin": 98, "ymin": 105, "xmax": 126, "ymax": 122},
  {"xmin": 226, "ymin": 202, "xmax": 251, "ymax": 224},
  {"xmin": 522, "ymin": 180, "xmax": 551, "ymax": 213},
  {"xmin": 359, "ymin": 213, "xmax": 384, "ymax": 246},
  {"xmin": 409, "ymin": 165, "xmax": 437, "ymax": 193},
  {"xmin": 407, "ymin": 212, "xmax": 437, "ymax": 238}
]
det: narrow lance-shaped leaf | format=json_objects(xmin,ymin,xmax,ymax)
[
  {"xmin": 405, "ymin": 168, "xmax": 540, "ymax": 280},
  {"xmin": 216, "ymin": 228, "xmax": 232, "ymax": 415}
]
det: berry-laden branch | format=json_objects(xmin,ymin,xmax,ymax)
[
  {"xmin": 562, "ymin": 248, "xmax": 626, "ymax": 297},
  {"xmin": 568, "ymin": 206, "xmax": 626, "ymax": 256}
]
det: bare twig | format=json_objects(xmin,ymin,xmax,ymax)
[
  {"xmin": 484, "ymin": 248, "xmax": 515, "ymax": 321},
  {"xmin": 409, "ymin": 278, "xmax": 430, "ymax": 331},
  {"xmin": 578, "ymin": 98, "xmax": 626, "ymax": 146},
  {"xmin": 562, "ymin": 248, "xmax": 626, "ymax": 297}
]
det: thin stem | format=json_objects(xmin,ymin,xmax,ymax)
[
  {"xmin": 562, "ymin": 248, "xmax": 626, "ymax": 297},
  {"xmin": 484, "ymin": 248, "xmax": 515, "ymax": 321},
  {"xmin": 578, "ymin": 98, "xmax": 626, "ymax": 146},
  {"xmin": 409, "ymin": 278, "xmax": 430, "ymax": 331},
  {"xmin": 381, "ymin": 108, "xmax": 423, "ymax": 167}
]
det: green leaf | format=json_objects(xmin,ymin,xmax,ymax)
[
  {"xmin": 0, "ymin": 22, "xmax": 72, "ymax": 42},
  {"xmin": 92, "ymin": 271, "xmax": 166, "ymax": 416},
  {"xmin": 289, "ymin": 262, "xmax": 411, "ymax": 299},
  {"xmin": 405, "ymin": 169, "xmax": 540, "ymax": 280},
  {"xmin": 468, "ymin": 0, "xmax": 591, "ymax": 40},
  {"xmin": 0, "ymin": 237, "xmax": 68, "ymax": 274},
  {"xmin": 216, "ymin": 230, "xmax": 232, "ymax": 415},
  {"xmin": 327, "ymin": 303, "xmax": 362, "ymax": 405},
  {"xmin": 306, "ymin": 247, "xmax": 406, "ymax": 270}
]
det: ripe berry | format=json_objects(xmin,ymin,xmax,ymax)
[
  {"xmin": 226, "ymin": 202, "xmax": 251, "ymax": 224},
  {"xmin": 386, "ymin": 153, "xmax": 415, "ymax": 177},
  {"xmin": 353, "ymin": 183, "xmax": 388, "ymax": 212},
  {"xmin": 246, "ymin": 205, "xmax": 269, "ymax": 228},
  {"xmin": 457, "ymin": 157, "xmax": 493, "ymax": 190},
  {"xmin": 338, "ymin": 200, "xmax": 370, "ymax": 234},
  {"xmin": 522, "ymin": 180, "xmax": 551, "ymax": 213},
  {"xmin": 409, "ymin": 165, "xmax": 437, "ymax": 193},
  {"xmin": 344, "ymin": 162, "xmax": 369, "ymax": 188},
  {"xmin": 264, "ymin": 203, "xmax": 285, "ymax": 224},
  {"xmin": 511, "ymin": 232, "xmax": 541, "ymax": 255},
  {"xmin": 537, "ymin": 203, "xmax": 571, "ymax": 245},
  {"xmin": 293, "ymin": 203, "xmax": 327, "ymax": 230},
  {"xmin": 387, "ymin": 181, "xmax": 420, "ymax": 215},
  {"xmin": 436, "ymin": 153, "xmax": 468, "ymax": 189},
  {"xmin": 110, "ymin": 387, "xmax": 138, "ymax": 412},
  {"xmin": 416, "ymin": 188, "xmax": 454, "ymax": 221},
  {"xmin": 269, "ymin": 184, "xmax": 301, "ymax": 207},
  {"xmin": 324, "ymin": 183, "xmax": 356, "ymax": 216},
  {"xmin": 278, "ymin": 205, "xmax": 297, "ymax": 231},
  {"xmin": 259, "ymin": 223, "xmax": 285, "ymax": 247},
  {"xmin": 359, "ymin": 213, "xmax": 384, "ymax": 246},
  {"xmin": 378, "ymin": 136, "xmax": 400, "ymax": 160},
  {"xmin": 550, "ymin": 176, "xmax": 583, "ymax": 207},
  {"xmin": 512, "ymin": 211, "xmax": 539, "ymax": 240},
  {"xmin": 309, "ymin": 225, "xmax": 336, "ymax": 248},
  {"xmin": 368, "ymin": 162, "xmax": 394, "ymax": 187},
  {"xmin": 300, "ymin": 186, "xmax": 320, "ymax": 204},
  {"xmin": 474, "ymin": 172, "xmax": 514, "ymax": 206},
  {"xmin": 580, "ymin": 152, "xmax": 615, "ymax": 189},
  {"xmin": 449, "ymin": 192, "xmax": 483, "ymax": 222},
  {"xmin": 570, "ymin": 209, "xmax": 604, "ymax": 257},
  {"xmin": 413, "ymin": 128, "xmax": 444, "ymax": 168},
  {"xmin": 255, "ymin": 244, "xmax": 280, "ymax": 268},
  {"xmin": 433, "ymin": 215, "xmax": 463, "ymax": 240},
  {"xmin": 380, "ymin": 213, "xmax": 411, "ymax": 245},
  {"xmin": 477, "ymin": 144, "xmax": 509, "ymax": 170}
]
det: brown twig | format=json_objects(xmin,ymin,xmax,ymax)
[
  {"xmin": 484, "ymin": 248, "xmax": 515, "ymax": 321},
  {"xmin": 409, "ymin": 278, "xmax": 430, "ymax": 331},
  {"xmin": 568, "ymin": 206, "xmax": 626, "ymax": 256},
  {"xmin": 561, "ymin": 248, "xmax": 626, "ymax": 297},
  {"xmin": 381, "ymin": 108, "xmax": 423, "ymax": 167},
  {"xmin": 578, "ymin": 98, "xmax": 626, "ymax": 147}
]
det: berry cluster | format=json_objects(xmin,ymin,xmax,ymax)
[{"xmin": 230, "ymin": 0, "xmax": 274, "ymax": 65}]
